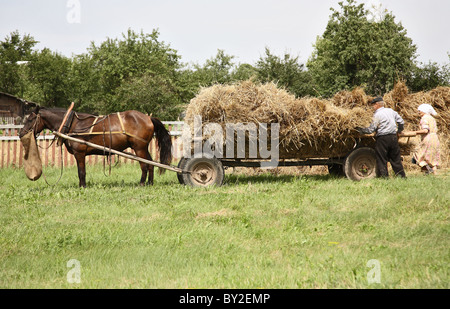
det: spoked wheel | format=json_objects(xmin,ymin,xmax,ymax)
[
  {"xmin": 177, "ymin": 157, "xmax": 225, "ymax": 187},
  {"xmin": 344, "ymin": 147, "xmax": 378, "ymax": 181}
]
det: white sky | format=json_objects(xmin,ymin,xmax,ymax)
[{"xmin": 0, "ymin": 0, "xmax": 449, "ymax": 66}]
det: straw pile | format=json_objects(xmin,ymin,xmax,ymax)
[
  {"xmin": 383, "ymin": 82, "xmax": 450, "ymax": 135},
  {"xmin": 185, "ymin": 80, "xmax": 449, "ymax": 167},
  {"xmin": 185, "ymin": 81, "xmax": 373, "ymax": 158},
  {"xmin": 331, "ymin": 80, "xmax": 449, "ymax": 168},
  {"xmin": 382, "ymin": 81, "xmax": 450, "ymax": 168}
]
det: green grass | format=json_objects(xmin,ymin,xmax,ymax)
[{"xmin": 0, "ymin": 163, "xmax": 448, "ymax": 289}]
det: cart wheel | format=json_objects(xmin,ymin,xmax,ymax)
[
  {"xmin": 327, "ymin": 163, "xmax": 345, "ymax": 177},
  {"xmin": 177, "ymin": 157, "xmax": 187, "ymax": 185},
  {"xmin": 180, "ymin": 157, "xmax": 225, "ymax": 187},
  {"xmin": 344, "ymin": 147, "xmax": 378, "ymax": 181}
]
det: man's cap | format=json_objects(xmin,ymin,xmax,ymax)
[{"xmin": 370, "ymin": 97, "xmax": 383, "ymax": 104}]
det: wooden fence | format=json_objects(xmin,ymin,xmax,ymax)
[
  {"xmin": 0, "ymin": 117, "xmax": 17, "ymax": 125},
  {"xmin": 0, "ymin": 122, "xmax": 184, "ymax": 168}
]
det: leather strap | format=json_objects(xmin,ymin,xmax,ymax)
[{"xmin": 69, "ymin": 112, "xmax": 149, "ymax": 144}]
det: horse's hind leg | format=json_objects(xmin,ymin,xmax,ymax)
[
  {"xmin": 138, "ymin": 162, "xmax": 148, "ymax": 186},
  {"xmin": 135, "ymin": 148, "xmax": 153, "ymax": 186},
  {"xmin": 147, "ymin": 153, "xmax": 154, "ymax": 185}
]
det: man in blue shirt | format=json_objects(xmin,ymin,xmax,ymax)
[{"xmin": 358, "ymin": 97, "xmax": 406, "ymax": 178}]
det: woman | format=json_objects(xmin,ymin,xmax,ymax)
[{"xmin": 412, "ymin": 104, "xmax": 440, "ymax": 174}]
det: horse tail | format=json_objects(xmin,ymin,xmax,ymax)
[{"xmin": 151, "ymin": 117, "xmax": 173, "ymax": 174}]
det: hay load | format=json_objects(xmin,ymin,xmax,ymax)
[
  {"xmin": 383, "ymin": 81, "xmax": 450, "ymax": 135},
  {"xmin": 383, "ymin": 81, "xmax": 450, "ymax": 168},
  {"xmin": 185, "ymin": 81, "xmax": 374, "ymax": 159},
  {"xmin": 331, "ymin": 87, "xmax": 370, "ymax": 109},
  {"xmin": 330, "ymin": 80, "xmax": 449, "ymax": 141},
  {"xmin": 185, "ymin": 80, "xmax": 449, "ymax": 167}
]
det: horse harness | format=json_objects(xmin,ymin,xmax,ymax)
[{"xmin": 65, "ymin": 112, "xmax": 148, "ymax": 144}]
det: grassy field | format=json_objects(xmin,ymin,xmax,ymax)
[{"xmin": 0, "ymin": 163, "xmax": 448, "ymax": 289}]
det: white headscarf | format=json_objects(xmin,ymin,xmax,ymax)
[{"xmin": 418, "ymin": 104, "xmax": 438, "ymax": 116}]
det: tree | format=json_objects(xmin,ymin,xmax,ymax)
[
  {"xmin": 256, "ymin": 48, "xmax": 314, "ymax": 97},
  {"xmin": 231, "ymin": 63, "xmax": 258, "ymax": 81},
  {"xmin": 71, "ymin": 29, "xmax": 184, "ymax": 118},
  {"xmin": 68, "ymin": 53, "xmax": 101, "ymax": 112},
  {"xmin": 189, "ymin": 49, "xmax": 236, "ymax": 86},
  {"xmin": 26, "ymin": 48, "xmax": 72, "ymax": 107},
  {"xmin": 112, "ymin": 73, "xmax": 182, "ymax": 120},
  {"xmin": 307, "ymin": 0, "xmax": 417, "ymax": 97},
  {"xmin": 0, "ymin": 31, "xmax": 37, "ymax": 96},
  {"xmin": 407, "ymin": 61, "xmax": 450, "ymax": 92}
]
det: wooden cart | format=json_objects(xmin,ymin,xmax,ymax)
[{"xmin": 176, "ymin": 132, "xmax": 416, "ymax": 187}]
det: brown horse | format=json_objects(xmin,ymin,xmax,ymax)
[{"xmin": 19, "ymin": 106, "xmax": 172, "ymax": 187}]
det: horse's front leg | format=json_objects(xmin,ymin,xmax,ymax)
[{"xmin": 74, "ymin": 153, "xmax": 87, "ymax": 188}]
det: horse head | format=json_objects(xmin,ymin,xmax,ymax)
[
  {"xmin": 19, "ymin": 106, "xmax": 68, "ymax": 138},
  {"xmin": 19, "ymin": 106, "xmax": 44, "ymax": 138}
]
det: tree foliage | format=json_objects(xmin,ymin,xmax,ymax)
[
  {"xmin": 72, "ymin": 29, "xmax": 185, "ymax": 118},
  {"xmin": 26, "ymin": 48, "xmax": 72, "ymax": 107},
  {"xmin": 256, "ymin": 48, "xmax": 314, "ymax": 97},
  {"xmin": 0, "ymin": 31, "xmax": 37, "ymax": 96},
  {"xmin": 407, "ymin": 61, "xmax": 450, "ymax": 92},
  {"xmin": 307, "ymin": 0, "xmax": 417, "ymax": 97},
  {"xmin": 186, "ymin": 48, "xmax": 314, "ymax": 98},
  {"xmin": 193, "ymin": 49, "xmax": 236, "ymax": 85}
]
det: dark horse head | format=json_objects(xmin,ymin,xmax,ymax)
[
  {"xmin": 20, "ymin": 106, "xmax": 173, "ymax": 187},
  {"xmin": 19, "ymin": 106, "xmax": 44, "ymax": 138}
]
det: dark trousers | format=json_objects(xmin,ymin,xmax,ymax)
[{"xmin": 375, "ymin": 134, "xmax": 406, "ymax": 178}]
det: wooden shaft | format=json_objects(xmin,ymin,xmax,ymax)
[
  {"xmin": 53, "ymin": 131, "xmax": 184, "ymax": 173},
  {"xmin": 398, "ymin": 131, "xmax": 417, "ymax": 137},
  {"xmin": 358, "ymin": 131, "xmax": 417, "ymax": 138},
  {"xmin": 57, "ymin": 102, "xmax": 75, "ymax": 133}
]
